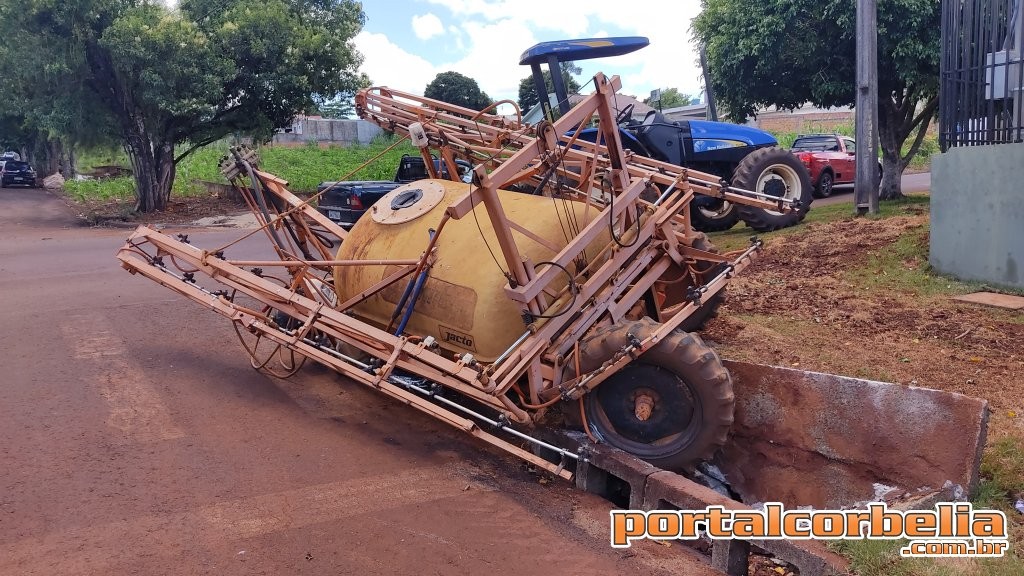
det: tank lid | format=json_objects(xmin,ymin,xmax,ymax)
[{"xmin": 371, "ymin": 180, "xmax": 447, "ymax": 225}]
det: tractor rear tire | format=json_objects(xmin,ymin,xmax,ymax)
[
  {"xmin": 690, "ymin": 199, "xmax": 740, "ymax": 232},
  {"xmin": 733, "ymin": 147, "xmax": 812, "ymax": 232},
  {"xmin": 578, "ymin": 318, "xmax": 734, "ymax": 470}
]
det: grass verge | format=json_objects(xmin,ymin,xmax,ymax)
[
  {"xmin": 65, "ymin": 136, "xmax": 420, "ymax": 203},
  {"xmin": 709, "ymin": 195, "xmax": 932, "ymax": 252},
  {"xmin": 827, "ymin": 436, "xmax": 1024, "ymax": 575}
]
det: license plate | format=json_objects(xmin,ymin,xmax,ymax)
[
  {"xmin": 13, "ymin": 177, "xmax": 23, "ymax": 181},
  {"xmin": 328, "ymin": 210, "xmax": 341, "ymax": 220}
]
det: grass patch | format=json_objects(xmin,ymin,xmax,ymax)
[
  {"xmin": 842, "ymin": 223, "xmax": 985, "ymax": 297},
  {"xmin": 64, "ymin": 177, "xmax": 136, "ymax": 202},
  {"xmin": 708, "ymin": 195, "xmax": 931, "ymax": 252},
  {"xmin": 825, "ymin": 439, "xmax": 1024, "ymax": 575},
  {"xmin": 66, "ymin": 136, "xmax": 419, "ymax": 203},
  {"xmin": 829, "ymin": 539, "xmax": 931, "ymax": 576},
  {"xmin": 978, "ymin": 437, "xmax": 1024, "ymax": 507}
]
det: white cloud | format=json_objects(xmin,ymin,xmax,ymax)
[
  {"xmin": 424, "ymin": 0, "xmax": 591, "ymax": 36},
  {"xmin": 411, "ymin": 13, "xmax": 445, "ymax": 40},
  {"xmin": 438, "ymin": 19, "xmax": 541, "ymax": 102},
  {"xmin": 357, "ymin": 1, "xmax": 707, "ymax": 106},
  {"xmin": 354, "ymin": 31, "xmax": 438, "ymax": 93}
]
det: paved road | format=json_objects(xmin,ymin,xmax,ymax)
[
  {"xmin": 0, "ymin": 187, "xmax": 711, "ymax": 575},
  {"xmin": 813, "ymin": 171, "xmax": 930, "ymax": 207}
]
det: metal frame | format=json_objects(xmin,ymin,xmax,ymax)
[
  {"xmin": 940, "ymin": 0, "xmax": 1024, "ymax": 148},
  {"xmin": 117, "ymin": 73, "xmax": 797, "ymax": 478}
]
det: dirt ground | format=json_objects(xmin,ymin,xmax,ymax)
[
  {"xmin": 2, "ymin": 187, "xmax": 721, "ymax": 576},
  {"xmin": 48, "ymin": 183, "xmax": 1022, "ymax": 573},
  {"xmin": 704, "ymin": 210, "xmax": 1024, "ymax": 442},
  {"xmin": 71, "ymin": 193, "xmax": 250, "ymax": 227}
]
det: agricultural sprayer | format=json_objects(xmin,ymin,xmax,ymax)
[{"xmin": 116, "ymin": 41, "xmax": 820, "ymax": 480}]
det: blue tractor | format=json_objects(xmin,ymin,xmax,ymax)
[{"xmin": 521, "ymin": 37, "xmax": 812, "ymax": 232}]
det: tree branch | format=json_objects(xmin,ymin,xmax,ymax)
[
  {"xmin": 899, "ymin": 96, "xmax": 939, "ymax": 166},
  {"xmin": 174, "ymin": 136, "xmax": 221, "ymax": 164}
]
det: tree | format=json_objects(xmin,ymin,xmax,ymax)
[
  {"xmin": 517, "ymin": 61, "xmax": 582, "ymax": 111},
  {"xmin": 11, "ymin": 0, "xmax": 367, "ymax": 212},
  {"xmin": 643, "ymin": 88, "xmax": 699, "ymax": 109},
  {"xmin": 693, "ymin": 0, "xmax": 939, "ymax": 199},
  {"xmin": 424, "ymin": 71, "xmax": 492, "ymax": 110},
  {"xmin": 0, "ymin": 9, "xmax": 118, "ymax": 178},
  {"xmin": 314, "ymin": 73, "xmax": 372, "ymax": 119}
]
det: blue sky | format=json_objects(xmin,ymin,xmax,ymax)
[{"xmin": 355, "ymin": 0, "xmax": 706, "ymax": 108}]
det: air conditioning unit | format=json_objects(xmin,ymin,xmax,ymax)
[{"xmin": 985, "ymin": 50, "xmax": 1021, "ymax": 99}]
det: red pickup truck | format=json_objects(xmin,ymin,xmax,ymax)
[{"xmin": 791, "ymin": 133, "xmax": 879, "ymax": 198}]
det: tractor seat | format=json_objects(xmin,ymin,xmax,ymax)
[{"xmin": 635, "ymin": 111, "xmax": 682, "ymax": 165}]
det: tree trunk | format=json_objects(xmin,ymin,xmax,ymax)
[
  {"xmin": 876, "ymin": 93, "xmax": 938, "ymax": 201},
  {"xmin": 44, "ymin": 139, "xmax": 63, "ymax": 177},
  {"xmin": 60, "ymin": 147, "xmax": 77, "ymax": 179},
  {"xmin": 879, "ymin": 153, "xmax": 905, "ymax": 200},
  {"xmin": 125, "ymin": 121, "xmax": 175, "ymax": 212}
]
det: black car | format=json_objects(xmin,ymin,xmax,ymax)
[
  {"xmin": 317, "ymin": 155, "xmax": 471, "ymax": 229},
  {"xmin": 1, "ymin": 161, "xmax": 37, "ymax": 188}
]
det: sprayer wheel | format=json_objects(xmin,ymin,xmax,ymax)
[{"xmin": 583, "ymin": 326, "xmax": 734, "ymax": 470}]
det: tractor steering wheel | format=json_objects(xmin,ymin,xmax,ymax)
[{"xmin": 615, "ymin": 103, "xmax": 635, "ymax": 125}]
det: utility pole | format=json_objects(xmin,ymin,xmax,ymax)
[
  {"xmin": 855, "ymin": 0, "xmax": 880, "ymax": 215},
  {"xmin": 700, "ymin": 45, "xmax": 719, "ymax": 122}
]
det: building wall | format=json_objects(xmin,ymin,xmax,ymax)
[
  {"xmin": 930, "ymin": 142, "xmax": 1024, "ymax": 288},
  {"xmin": 751, "ymin": 111, "xmax": 854, "ymax": 134},
  {"xmin": 272, "ymin": 119, "xmax": 383, "ymax": 146}
]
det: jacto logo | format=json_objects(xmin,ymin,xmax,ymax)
[{"xmin": 610, "ymin": 502, "xmax": 1009, "ymax": 558}]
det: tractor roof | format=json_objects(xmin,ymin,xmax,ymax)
[{"xmin": 519, "ymin": 37, "xmax": 649, "ymax": 65}]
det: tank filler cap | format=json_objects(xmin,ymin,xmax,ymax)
[{"xmin": 372, "ymin": 180, "xmax": 447, "ymax": 225}]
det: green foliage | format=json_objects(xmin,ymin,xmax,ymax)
[
  {"xmin": 979, "ymin": 437, "xmax": 1024, "ymax": 505},
  {"xmin": 425, "ymin": 71, "xmax": 492, "ymax": 110},
  {"xmin": 693, "ymin": 0, "xmax": 938, "ymax": 119},
  {"xmin": 644, "ymin": 88, "xmax": 698, "ymax": 109},
  {"xmin": 905, "ymin": 131, "xmax": 940, "ymax": 170},
  {"xmin": 8, "ymin": 0, "xmax": 368, "ymax": 211},
  {"xmin": 66, "ymin": 136, "xmax": 420, "ymax": 201},
  {"xmin": 64, "ymin": 176, "xmax": 137, "ymax": 202},
  {"xmin": 843, "ymin": 223, "xmax": 985, "ymax": 297},
  {"xmin": 710, "ymin": 195, "xmax": 931, "ymax": 250},
  {"xmin": 828, "ymin": 538, "xmax": 929, "ymax": 576},
  {"xmin": 314, "ymin": 73, "xmax": 371, "ymax": 119},
  {"xmin": 693, "ymin": 0, "xmax": 940, "ymax": 196},
  {"xmin": 517, "ymin": 62, "xmax": 582, "ymax": 110}
]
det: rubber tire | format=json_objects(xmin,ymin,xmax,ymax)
[
  {"xmin": 689, "ymin": 200, "xmax": 740, "ymax": 232},
  {"xmin": 733, "ymin": 147, "xmax": 813, "ymax": 232},
  {"xmin": 676, "ymin": 231, "xmax": 725, "ymax": 332},
  {"xmin": 580, "ymin": 319, "xmax": 734, "ymax": 470},
  {"xmin": 813, "ymin": 170, "xmax": 834, "ymax": 199}
]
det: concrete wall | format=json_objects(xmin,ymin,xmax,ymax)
[
  {"xmin": 930, "ymin": 142, "xmax": 1024, "ymax": 288},
  {"xmin": 272, "ymin": 119, "xmax": 382, "ymax": 146}
]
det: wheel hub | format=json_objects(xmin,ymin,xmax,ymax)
[
  {"xmin": 587, "ymin": 364, "xmax": 698, "ymax": 449},
  {"xmin": 762, "ymin": 176, "xmax": 787, "ymax": 198},
  {"xmin": 633, "ymin": 391, "xmax": 656, "ymax": 421}
]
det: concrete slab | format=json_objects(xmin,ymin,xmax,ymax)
[
  {"xmin": 952, "ymin": 291, "xmax": 1024, "ymax": 310},
  {"xmin": 718, "ymin": 361, "xmax": 989, "ymax": 509},
  {"xmin": 642, "ymin": 471, "xmax": 850, "ymax": 576}
]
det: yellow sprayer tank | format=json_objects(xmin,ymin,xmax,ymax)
[{"xmin": 334, "ymin": 179, "xmax": 604, "ymax": 362}]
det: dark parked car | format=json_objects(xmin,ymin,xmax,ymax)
[
  {"xmin": 1, "ymin": 161, "xmax": 37, "ymax": 188},
  {"xmin": 317, "ymin": 154, "xmax": 472, "ymax": 229}
]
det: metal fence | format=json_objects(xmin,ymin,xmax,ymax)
[{"xmin": 940, "ymin": 0, "xmax": 1024, "ymax": 149}]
